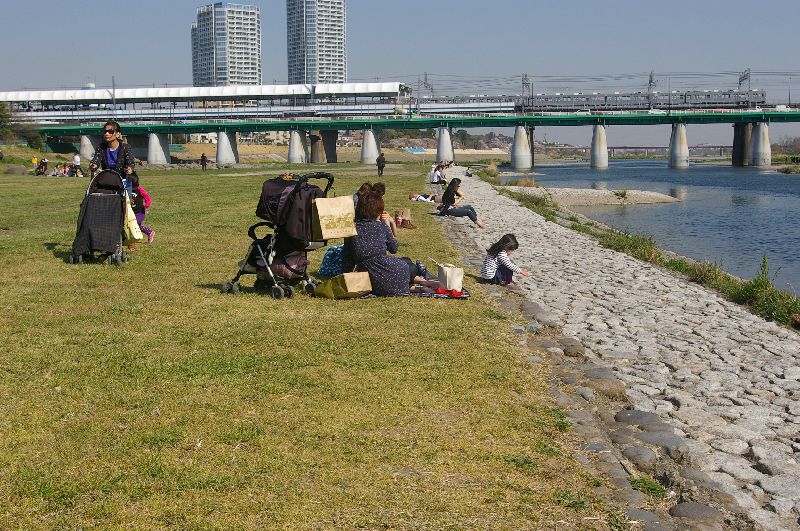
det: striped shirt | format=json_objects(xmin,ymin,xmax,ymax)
[{"xmin": 480, "ymin": 251, "xmax": 522, "ymax": 279}]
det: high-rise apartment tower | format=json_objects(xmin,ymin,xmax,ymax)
[
  {"xmin": 191, "ymin": 3, "xmax": 262, "ymax": 86},
  {"xmin": 287, "ymin": 0, "xmax": 347, "ymax": 84}
]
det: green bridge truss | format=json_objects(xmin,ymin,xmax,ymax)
[{"xmin": 36, "ymin": 111, "xmax": 800, "ymax": 136}]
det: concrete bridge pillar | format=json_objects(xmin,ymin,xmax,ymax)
[
  {"xmin": 147, "ymin": 133, "xmax": 170, "ymax": 165},
  {"xmin": 322, "ymin": 130, "xmax": 338, "ymax": 163},
  {"xmin": 288, "ymin": 130, "xmax": 306, "ymax": 163},
  {"xmin": 750, "ymin": 122, "xmax": 771, "ymax": 167},
  {"xmin": 510, "ymin": 125, "xmax": 532, "ymax": 170},
  {"xmin": 216, "ymin": 131, "xmax": 239, "ymax": 165},
  {"xmin": 436, "ymin": 127, "xmax": 454, "ymax": 162},
  {"xmin": 309, "ymin": 131, "xmax": 326, "ymax": 163},
  {"xmin": 79, "ymin": 135, "xmax": 100, "ymax": 161},
  {"xmin": 668, "ymin": 123, "xmax": 689, "ymax": 169},
  {"xmin": 733, "ymin": 123, "xmax": 753, "ymax": 167},
  {"xmin": 360, "ymin": 129, "xmax": 379, "ymax": 164},
  {"xmin": 590, "ymin": 124, "xmax": 609, "ymax": 169}
]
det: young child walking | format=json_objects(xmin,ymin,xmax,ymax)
[
  {"xmin": 129, "ymin": 174, "xmax": 154, "ymax": 250},
  {"xmin": 480, "ymin": 233, "xmax": 529, "ymax": 285}
]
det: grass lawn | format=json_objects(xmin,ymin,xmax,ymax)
[{"xmin": 0, "ymin": 161, "xmax": 613, "ymax": 528}]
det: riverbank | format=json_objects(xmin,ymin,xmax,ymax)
[
  {"xmin": 501, "ymin": 185, "xmax": 680, "ymax": 206},
  {"xmin": 443, "ymin": 166, "xmax": 800, "ymax": 529}
]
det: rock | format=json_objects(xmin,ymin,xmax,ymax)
[
  {"xmin": 765, "ymin": 497, "xmax": 796, "ymax": 518},
  {"xmin": 576, "ymin": 386, "xmax": 595, "ymax": 401},
  {"xmin": 758, "ymin": 475, "xmax": 800, "ymax": 499},
  {"xmin": 610, "ymin": 428, "xmax": 635, "ymax": 446},
  {"xmin": 625, "ymin": 508, "xmax": 661, "ymax": 523},
  {"xmin": 584, "ymin": 376, "xmax": 626, "ymax": 399},
  {"xmin": 634, "ymin": 431, "xmax": 690, "ymax": 460},
  {"xmin": 668, "ymin": 501, "xmax": 723, "ymax": 522},
  {"xmin": 558, "ymin": 337, "xmax": 585, "ymax": 357},
  {"xmin": 709, "ymin": 438, "xmax": 749, "ymax": 455},
  {"xmin": 583, "ymin": 442, "xmax": 608, "ymax": 452},
  {"xmin": 615, "ymin": 409, "xmax": 661, "ymax": 426},
  {"xmin": 783, "ymin": 366, "xmax": 800, "ymax": 380},
  {"xmin": 536, "ymin": 312, "xmax": 562, "ymax": 327},
  {"xmin": 546, "ymin": 346, "xmax": 565, "ymax": 355},
  {"xmin": 513, "ymin": 326, "xmax": 526, "ymax": 334},
  {"xmin": 526, "ymin": 321, "xmax": 543, "ymax": 333},
  {"xmin": 622, "ymin": 446, "xmax": 658, "ymax": 471}
]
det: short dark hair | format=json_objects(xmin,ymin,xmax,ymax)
[
  {"xmin": 356, "ymin": 192, "xmax": 384, "ymax": 221},
  {"xmin": 372, "ymin": 182, "xmax": 386, "ymax": 196}
]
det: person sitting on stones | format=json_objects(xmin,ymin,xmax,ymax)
[{"xmin": 437, "ymin": 178, "xmax": 486, "ymax": 228}]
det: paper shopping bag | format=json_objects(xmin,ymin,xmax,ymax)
[
  {"xmin": 123, "ymin": 194, "xmax": 145, "ymax": 245},
  {"xmin": 311, "ymin": 196, "xmax": 357, "ymax": 241},
  {"xmin": 437, "ymin": 263, "xmax": 464, "ymax": 291},
  {"xmin": 314, "ymin": 272, "xmax": 372, "ymax": 299}
]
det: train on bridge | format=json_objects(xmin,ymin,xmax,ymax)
[{"xmin": 1, "ymin": 82, "xmax": 769, "ymax": 122}]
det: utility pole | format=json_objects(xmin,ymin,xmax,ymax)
[
  {"xmin": 739, "ymin": 68, "xmax": 751, "ymax": 107},
  {"xmin": 522, "ymin": 73, "xmax": 531, "ymax": 112},
  {"xmin": 647, "ymin": 71, "xmax": 656, "ymax": 109}
]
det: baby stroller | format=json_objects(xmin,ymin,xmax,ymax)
[
  {"xmin": 69, "ymin": 169, "xmax": 129, "ymax": 265},
  {"xmin": 222, "ymin": 172, "xmax": 335, "ymax": 299}
]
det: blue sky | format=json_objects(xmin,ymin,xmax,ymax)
[{"xmin": 2, "ymin": 0, "xmax": 799, "ymax": 144}]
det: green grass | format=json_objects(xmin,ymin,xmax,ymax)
[
  {"xmin": 629, "ymin": 476, "xmax": 667, "ymax": 500},
  {"xmin": 500, "ymin": 189, "xmax": 558, "ymax": 222},
  {"xmin": 0, "ymin": 162, "xmax": 614, "ymax": 527}
]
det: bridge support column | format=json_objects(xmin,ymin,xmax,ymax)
[
  {"xmin": 309, "ymin": 131, "xmax": 326, "ymax": 163},
  {"xmin": 216, "ymin": 131, "xmax": 239, "ymax": 165},
  {"xmin": 288, "ymin": 130, "xmax": 306, "ymax": 163},
  {"xmin": 590, "ymin": 124, "xmax": 609, "ymax": 169},
  {"xmin": 147, "ymin": 133, "xmax": 170, "ymax": 165},
  {"xmin": 79, "ymin": 135, "xmax": 100, "ymax": 161},
  {"xmin": 733, "ymin": 123, "xmax": 753, "ymax": 167},
  {"xmin": 750, "ymin": 122, "xmax": 771, "ymax": 167},
  {"xmin": 360, "ymin": 129, "xmax": 379, "ymax": 164},
  {"xmin": 322, "ymin": 130, "xmax": 338, "ymax": 163},
  {"xmin": 436, "ymin": 127, "xmax": 454, "ymax": 163},
  {"xmin": 668, "ymin": 123, "xmax": 689, "ymax": 169},
  {"xmin": 510, "ymin": 125, "xmax": 532, "ymax": 170}
]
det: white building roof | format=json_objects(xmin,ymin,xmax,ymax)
[
  {"xmin": 0, "ymin": 84, "xmax": 314, "ymax": 104},
  {"xmin": 0, "ymin": 82, "xmax": 408, "ymax": 104}
]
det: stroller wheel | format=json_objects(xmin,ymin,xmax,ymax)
[
  {"xmin": 284, "ymin": 285, "xmax": 296, "ymax": 299},
  {"xmin": 106, "ymin": 254, "xmax": 115, "ymax": 265},
  {"xmin": 68, "ymin": 254, "xmax": 76, "ymax": 264},
  {"xmin": 221, "ymin": 281, "xmax": 231, "ymax": 293},
  {"xmin": 121, "ymin": 251, "xmax": 129, "ymax": 263},
  {"xmin": 303, "ymin": 282, "xmax": 316, "ymax": 296},
  {"xmin": 270, "ymin": 285, "xmax": 284, "ymax": 300}
]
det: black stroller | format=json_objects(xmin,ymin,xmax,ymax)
[
  {"xmin": 69, "ymin": 170, "xmax": 129, "ymax": 265},
  {"xmin": 222, "ymin": 172, "xmax": 335, "ymax": 299}
]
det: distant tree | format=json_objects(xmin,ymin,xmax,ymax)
[{"xmin": 0, "ymin": 102, "xmax": 13, "ymax": 143}]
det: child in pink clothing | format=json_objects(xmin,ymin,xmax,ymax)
[{"xmin": 130, "ymin": 174, "xmax": 155, "ymax": 244}]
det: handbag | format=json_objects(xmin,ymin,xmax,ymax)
[
  {"xmin": 314, "ymin": 271, "xmax": 372, "ymax": 299},
  {"xmin": 123, "ymin": 193, "xmax": 145, "ymax": 245},
  {"xmin": 430, "ymin": 257, "xmax": 464, "ymax": 291},
  {"xmin": 311, "ymin": 196, "xmax": 357, "ymax": 241}
]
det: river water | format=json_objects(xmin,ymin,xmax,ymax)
[{"xmin": 506, "ymin": 161, "xmax": 800, "ymax": 292}]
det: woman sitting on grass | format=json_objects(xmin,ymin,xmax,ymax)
[
  {"xmin": 437, "ymin": 178, "xmax": 487, "ymax": 228},
  {"xmin": 343, "ymin": 192, "xmax": 442, "ymax": 296}
]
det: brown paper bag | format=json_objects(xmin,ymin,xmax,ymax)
[
  {"xmin": 314, "ymin": 272, "xmax": 372, "ymax": 299},
  {"xmin": 312, "ymin": 196, "xmax": 357, "ymax": 241}
]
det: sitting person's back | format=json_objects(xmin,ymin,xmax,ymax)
[{"xmin": 343, "ymin": 192, "xmax": 410, "ymax": 296}]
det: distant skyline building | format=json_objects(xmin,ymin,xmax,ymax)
[
  {"xmin": 286, "ymin": 0, "xmax": 347, "ymax": 85},
  {"xmin": 191, "ymin": 2, "xmax": 262, "ymax": 87}
]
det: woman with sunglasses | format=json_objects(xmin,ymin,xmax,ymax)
[{"xmin": 89, "ymin": 121, "xmax": 136, "ymax": 178}]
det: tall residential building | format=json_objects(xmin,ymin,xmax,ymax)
[
  {"xmin": 287, "ymin": 0, "xmax": 347, "ymax": 85},
  {"xmin": 191, "ymin": 3, "xmax": 262, "ymax": 86}
]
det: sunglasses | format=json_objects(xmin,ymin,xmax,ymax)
[{"xmin": 103, "ymin": 129, "xmax": 116, "ymax": 134}]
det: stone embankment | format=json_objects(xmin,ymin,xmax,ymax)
[{"xmin": 440, "ymin": 167, "xmax": 800, "ymax": 530}]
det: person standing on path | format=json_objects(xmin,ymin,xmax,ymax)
[
  {"xmin": 200, "ymin": 153, "xmax": 208, "ymax": 171},
  {"xmin": 31, "ymin": 155, "xmax": 38, "ymax": 171},
  {"xmin": 376, "ymin": 152, "xmax": 386, "ymax": 176}
]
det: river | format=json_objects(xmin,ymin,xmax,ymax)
[{"xmin": 506, "ymin": 161, "xmax": 800, "ymax": 292}]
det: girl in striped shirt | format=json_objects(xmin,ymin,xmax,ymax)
[{"xmin": 480, "ymin": 234, "xmax": 529, "ymax": 285}]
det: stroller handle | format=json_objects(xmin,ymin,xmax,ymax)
[
  {"xmin": 296, "ymin": 172, "xmax": 335, "ymax": 196},
  {"xmin": 247, "ymin": 221, "xmax": 273, "ymax": 240}
]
